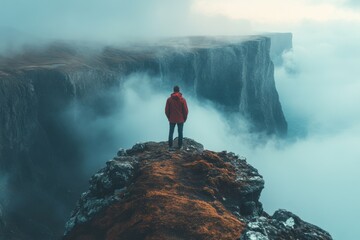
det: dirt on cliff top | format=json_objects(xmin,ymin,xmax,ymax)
[
  {"xmin": 63, "ymin": 138, "xmax": 333, "ymax": 240},
  {"xmin": 64, "ymin": 139, "xmax": 247, "ymax": 240}
]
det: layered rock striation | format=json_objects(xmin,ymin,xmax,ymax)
[{"xmin": 64, "ymin": 138, "xmax": 332, "ymax": 240}]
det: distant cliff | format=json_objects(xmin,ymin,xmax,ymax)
[
  {"xmin": 1, "ymin": 35, "xmax": 288, "ymax": 136},
  {"xmin": 101, "ymin": 36, "xmax": 288, "ymax": 135},
  {"xmin": 63, "ymin": 138, "xmax": 332, "ymax": 240},
  {"xmin": 0, "ymin": 35, "xmax": 290, "ymax": 239}
]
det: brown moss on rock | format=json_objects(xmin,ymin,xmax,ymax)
[
  {"xmin": 64, "ymin": 138, "xmax": 332, "ymax": 240},
  {"xmin": 64, "ymin": 139, "xmax": 246, "ymax": 240}
]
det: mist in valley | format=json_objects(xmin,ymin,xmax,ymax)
[
  {"xmin": 1, "ymin": 0, "xmax": 360, "ymax": 239},
  {"xmin": 69, "ymin": 25, "xmax": 360, "ymax": 237},
  {"xmin": 73, "ymin": 27, "xmax": 360, "ymax": 240}
]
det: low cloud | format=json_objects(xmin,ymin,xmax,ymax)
[
  {"xmin": 247, "ymin": 21, "xmax": 360, "ymax": 240},
  {"xmin": 0, "ymin": 0, "xmax": 251, "ymax": 55},
  {"xmin": 64, "ymin": 22, "xmax": 360, "ymax": 239},
  {"xmin": 68, "ymin": 73, "xmax": 254, "ymax": 173}
]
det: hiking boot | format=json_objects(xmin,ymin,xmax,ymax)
[{"xmin": 168, "ymin": 147, "xmax": 175, "ymax": 151}]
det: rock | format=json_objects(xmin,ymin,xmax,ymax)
[
  {"xmin": 116, "ymin": 148, "xmax": 127, "ymax": 157},
  {"xmin": 64, "ymin": 155, "xmax": 139, "ymax": 236},
  {"xmin": 240, "ymin": 210, "xmax": 332, "ymax": 240},
  {"xmin": 63, "ymin": 139, "xmax": 332, "ymax": 240}
]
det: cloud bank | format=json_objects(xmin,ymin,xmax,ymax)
[
  {"xmin": 0, "ymin": 0, "xmax": 251, "ymax": 54},
  {"xmin": 71, "ymin": 20, "xmax": 360, "ymax": 239},
  {"xmin": 69, "ymin": 23, "xmax": 360, "ymax": 238},
  {"xmin": 249, "ymin": 21, "xmax": 360, "ymax": 240}
]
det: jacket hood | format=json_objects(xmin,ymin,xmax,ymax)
[{"xmin": 171, "ymin": 92, "xmax": 182, "ymax": 100}]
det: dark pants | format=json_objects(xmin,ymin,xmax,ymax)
[{"xmin": 168, "ymin": 122, "xmax": 184, "ymax": 148}]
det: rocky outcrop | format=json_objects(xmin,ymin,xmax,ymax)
[
  {"xmin": 63, "ymin": 139, "xmax": 332, "ymax": 240},
  {"xmin": 241, "ymin": 209, "xmax": 332, "ymax": 240}
]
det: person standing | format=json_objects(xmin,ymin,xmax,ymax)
[{"xmin": 165, "ymin": 85, "xmax": 188, "ymax": 150}]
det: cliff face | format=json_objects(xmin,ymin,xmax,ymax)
[
  {"xmin": 1, "ymin": 38, "xmax": 288, "ymax": 166},
  {"xmin": 63, "ymin": 138, "xmax": 332, "ymax": 240},
  {"xmin": 0, "ymin": 35, "xmax": 289, "ymax": 238},
  {"xmin": 105, "ymin": 36, "xmax": 288, "ymax": 135}
]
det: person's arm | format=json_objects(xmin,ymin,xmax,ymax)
[
  {"xmin": 165, "ymin": 98, "xmax": 170, "ymax": 120},
  {"xmin": 182, "ymin": 99, "xmax": 188, "ymax": 122}
]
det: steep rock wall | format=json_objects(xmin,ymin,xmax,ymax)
[{"xmin": 100, "ymin": 36, "xmax": 287, "ymax": 134}]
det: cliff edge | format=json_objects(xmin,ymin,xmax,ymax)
[{"xmin": 63, "ymin": 138, "xmax": 332, "ymax": 240}]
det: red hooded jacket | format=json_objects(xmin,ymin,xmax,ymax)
[{"xmin": 165, "ymin": 92, "xmax": 188, "ymax": 123}]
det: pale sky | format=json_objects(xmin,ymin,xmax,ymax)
[
  {"xmin": 192, "ymin": 0, "xmax": 360, "ymax": 30},
  {"xmin": 1, "ymin": 0, "xmax": 360, "ymax": 41}
]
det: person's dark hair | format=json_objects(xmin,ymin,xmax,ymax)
[{"xmin": 173, "ymin": 85, "xmax": 180, "ymax": 92}]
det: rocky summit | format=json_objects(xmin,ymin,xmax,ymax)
[{"xmin": 63, "ymin": 138, "xmax": 332, "ymax": 240}]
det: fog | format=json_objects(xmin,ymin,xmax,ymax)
[
  {"xmin": 68, "ymin": 24, "xmax": 360, "ymax": 238},
  {"xmin": 254, "ymin": 23, "xmax": 360, "ymax": 239},
  {"xmin": 2, "ymin": 0, "xmax": 360, "ymax": 239},
  {"xmin": 66, "ymin": 22, "xmax": 360, "ymax": 239},
  {"xmin": 69, "ymin": 73, "xmax": 253, "ymax": 173},
  {"xmin": 0, "ymin": 0, "xmax": 250, "ymax": 54}
]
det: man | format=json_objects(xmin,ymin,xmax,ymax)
[{"xmin": 165, "ymin": 85, "xmax": 188, "ymax": 150}]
